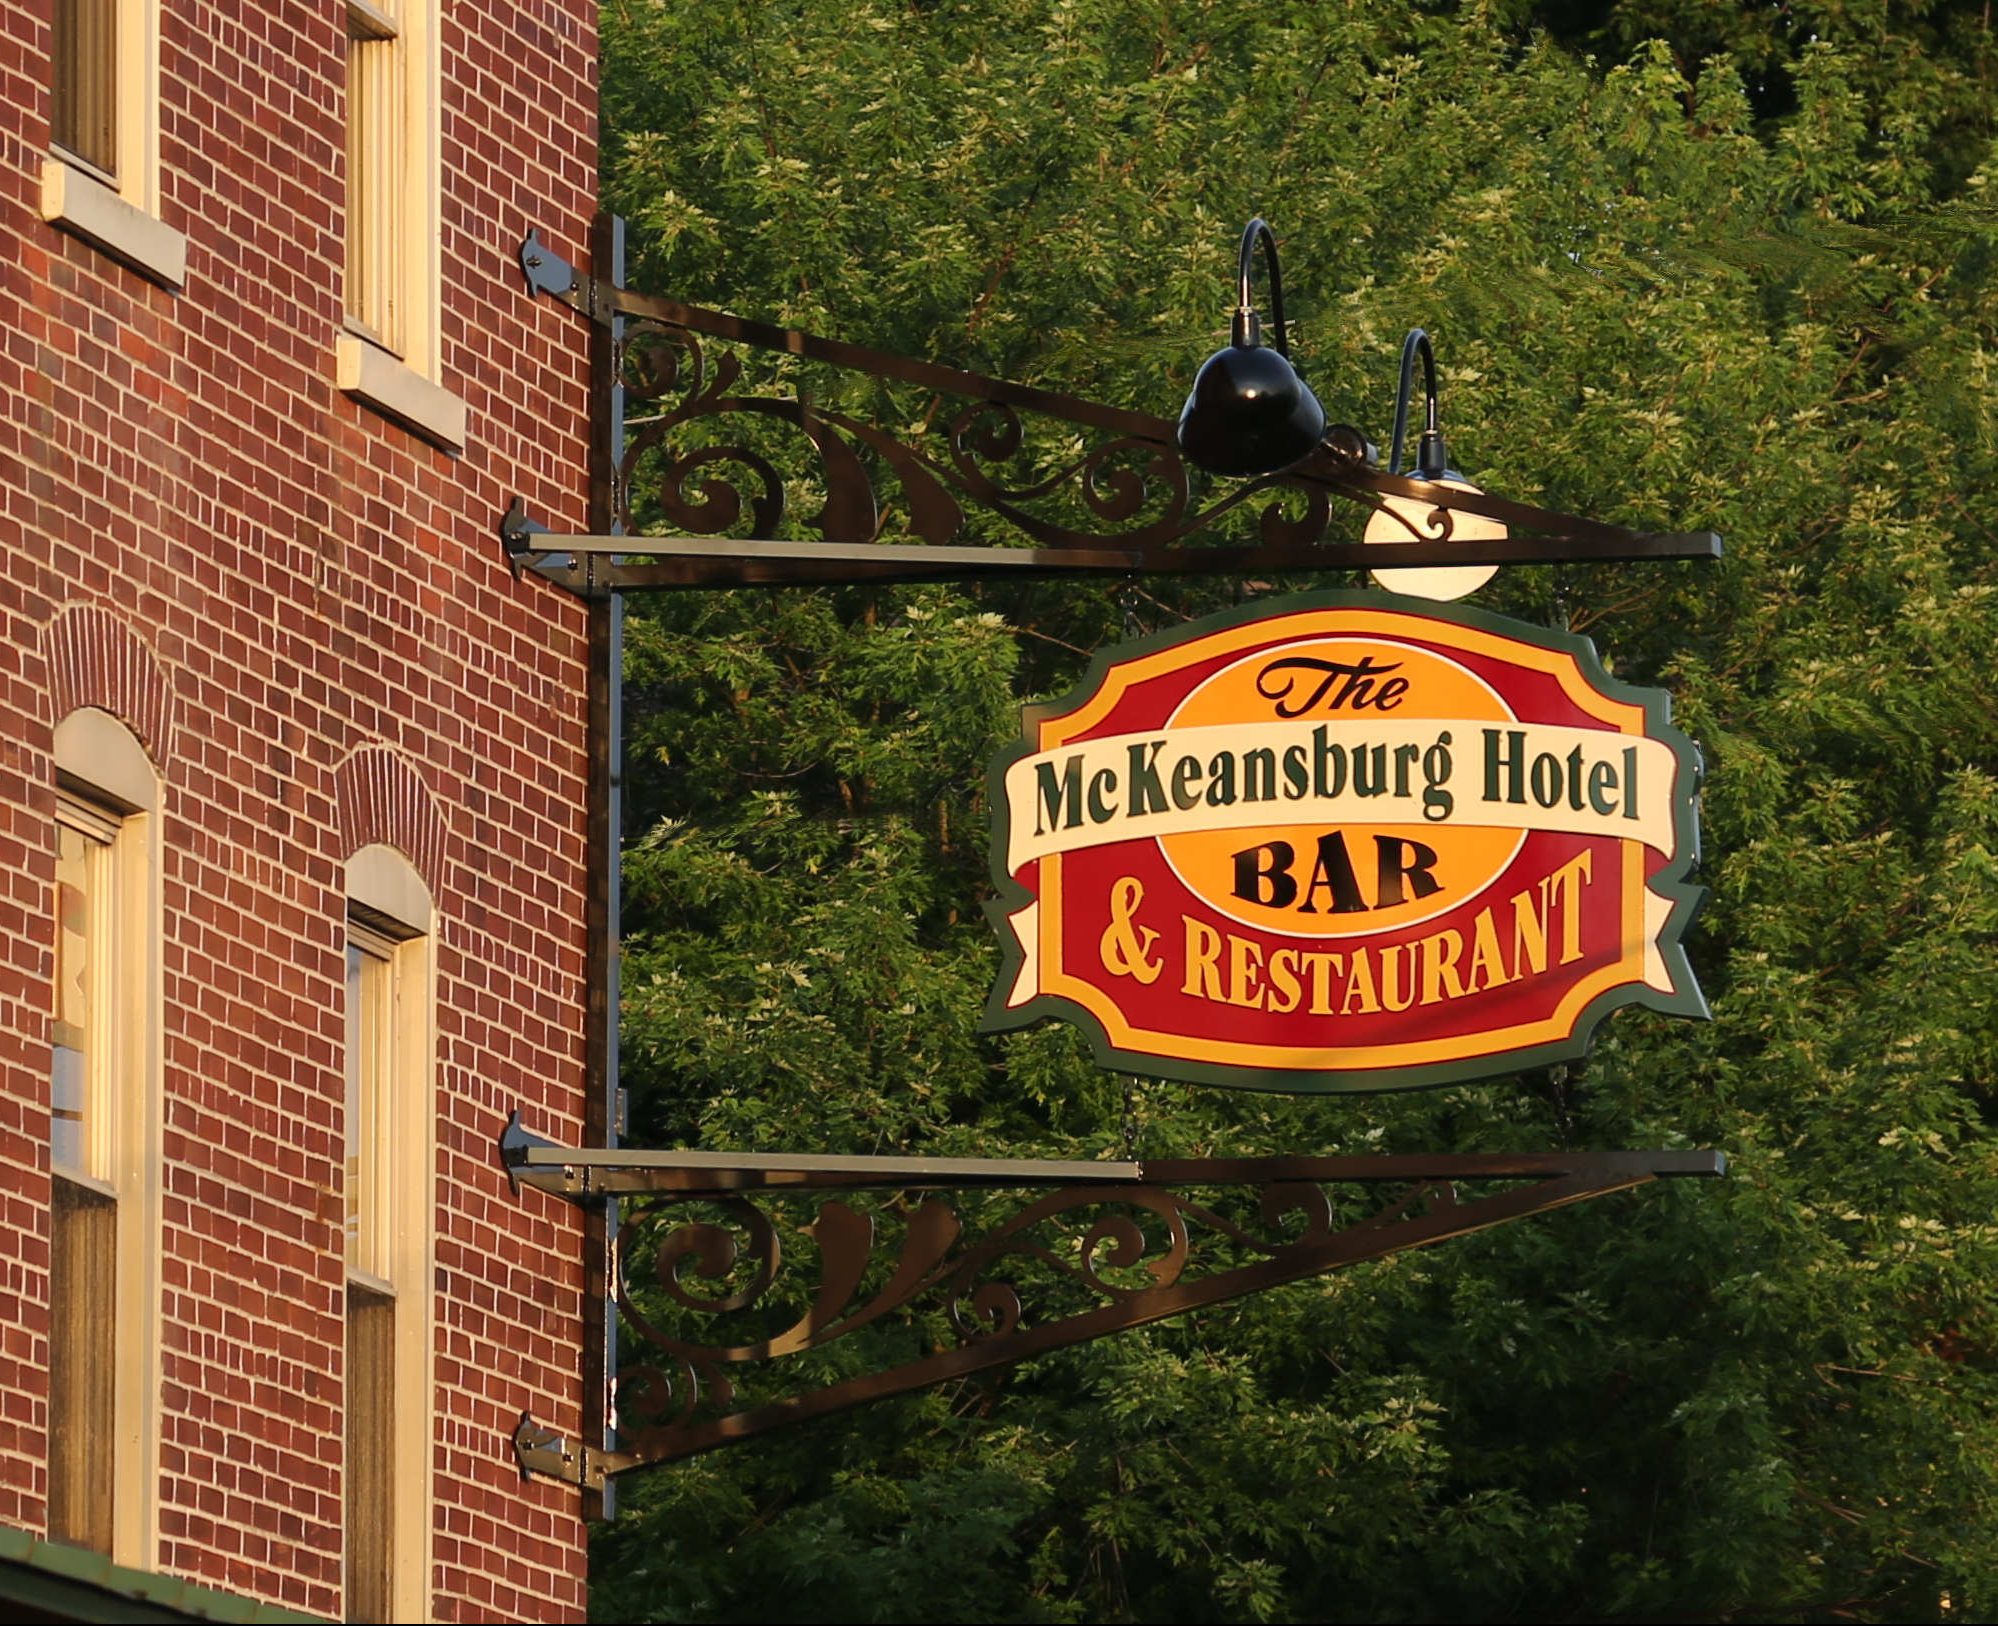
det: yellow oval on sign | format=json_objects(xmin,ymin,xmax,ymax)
[{"xmin": 1159, "ymin": 638, "xmax": 1522, "ymax": 939}]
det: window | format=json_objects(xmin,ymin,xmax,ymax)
[
  {"xmin": 338, "ymin": 0, "xmax": 465, "ymax": 449},
  {"xmin": 47, "ymin": 709, "xmax": 161, "ymax": 1567},
  {"xmin": 345, "ymin": 915, "xmax": 399, "ymax": 1623},
  {"xmin": 344, "ymin": 0, "xmax": 406, "ymax": 358},
  {"xmin": 40, "ymin": 0, "xmax": 184, "ymax": 288},
  {"xmin": 342, "ymin": 848, "xmax": 435, "ymax": 1624},
  {"xmin": 49, "ymin": 795, "xmax": 119, "ymax": 1555}
]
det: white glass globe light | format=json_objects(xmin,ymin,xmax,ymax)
[{"xmin": 1363, "ymin": 475, "xmax": 1504, "ymax": 601}]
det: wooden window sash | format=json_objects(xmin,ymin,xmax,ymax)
[
  {"xmin": 347, "ymin": 0, "xmax": 399, "ymax": 40},
  {"xmin": 48, "ymin": 1172, "xmax": 117, "ymax": 1553},
  {"xmin": 344, "ymin": 1280, "xmax": 395, "ymax": 1623},
  {"xmin": 343, "ymin": 870, "xmax": 429, "ymax": 1622},
  {"xmin": 53, "ymin": 799, "xmax": 117, "ymax": 1186},
  {"xmin": 345, "ymin": 919, "xmax": 400, "ymax": 1281},
  {"xmin": 345, "ymin": 1, "xmax": 406, "ymax": 357},
  {"xmin": 48, "ymin": 790, "xmax": 128, "ymax": 1553},
  {"xmin": 52, "ymin": 0, "xmax": 119, "ymax": 184}
]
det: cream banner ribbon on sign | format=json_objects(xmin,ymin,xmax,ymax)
[{"xmin": 1003, "ymin": 719, "xmax": 1681, "ymax": 879}]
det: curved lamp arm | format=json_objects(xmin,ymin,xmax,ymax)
[
  {"xmin": 1234, "ymin": 217, "xmax": 1292, "ymax": 356},
  {"xmin": 1389, "ymin": 328, "xmax": 1447, "ymax": 478}
]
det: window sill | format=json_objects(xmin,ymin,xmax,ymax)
[
  {"xmin": 39, "ymin": 160, "xmax": 186, "ymax": 291},
  {"xmin": 52, "ymin": 1167, "xmax": 120, "ymax": 1205},
  {"xmin": 336, "ymin": 335, "xmax": 467, "ymax": 452}
]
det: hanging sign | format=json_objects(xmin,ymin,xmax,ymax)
[{"xmin": 983, "ymin": 593, "xmax": 1707, "ymax": 1092}]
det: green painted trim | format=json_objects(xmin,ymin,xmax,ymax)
[
  {"xmin": 0, "ymin": 1528, "xmax": 324, "ymax": 1624},
  {"xmin": 981, "ymin": 589, "xmax": 1709, "ymax": 1095}
]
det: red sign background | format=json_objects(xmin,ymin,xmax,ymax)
[{"xmin": 984, "ymin": 595, "xmax": 1707, "ymax": 1092}]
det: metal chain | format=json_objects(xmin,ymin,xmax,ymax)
[
  {"xmin": 1551, "ymin": 577, "xmax": 1575, "ymax": 635},
  {"xmin": 1121, "ymin": 1074, "xmax": 1141, "ymax": 1161}
]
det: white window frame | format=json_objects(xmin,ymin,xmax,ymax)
[
  {"xmin": 50, "ymin": 707, "xmax": 163, "ymax": 1570},
  {"xmin": 337, "ymin": 0, "xmax": 465, "ymax": 450},
  {"xmin": 343, "ymin": 845, "xmax": 436, "ymax": 1625}
]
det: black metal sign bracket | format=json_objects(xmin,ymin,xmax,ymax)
[
  {"xmin": 504, "ymin": 226, "xmax": 1721, "ymax": 594},
  {"xmin": 498, "ymin": 1118, "xmax": 1722, "ymax": 1489},
  {"xmin": 501, "ymin": 217, "xmax": 1729, "ymax": 1503}
]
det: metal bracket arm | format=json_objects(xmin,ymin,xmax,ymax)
[
  {"xmin": 501, "ymin": 1139, "xmax": 1151, "ymax": 1202},
  {"xmin": 503, "ymin": 1133, "xmax": 1723, "ymax": 1489},
  {"xmin": 504, "ymin": 218, "xmax": 1731, "ymax": 1495},
  {"xmin": 495, "ymin": 509, "xmax": 1721, "ymax": 593},
  {"xmin": 520, "ymin": 229, "xmax": 603, "ymax": 320},
  {"xmin": 513, "ymin": 224, "xmax": 1722, "ymax": 592}
]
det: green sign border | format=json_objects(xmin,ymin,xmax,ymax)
[{"xmin": 980, "ymin": 589, "xmax": 1709, "ymax": 1095}]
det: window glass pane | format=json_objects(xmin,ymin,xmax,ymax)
[
  {"xmin": 345, "ymin": 942, "xmax": 364, "ymax": 1265},
  {"xmin": 346, "ymin": 929, "xmax": 396, "ymax": 1280},
  {"xmin": 345, "ymin": 26, "xmax": 405, "ymax": 355},
  {"xmin": 51, "ymin": 1048, "xmax": 87, "ymax": 1176},
  {"xmin": 53, "ymin": 821, "xmax": 108, "ymax": 1179},
  {"xmin": 52, "ymin": 0, "xmax": 119, "ymax": 179}
]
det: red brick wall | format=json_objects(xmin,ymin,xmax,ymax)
[{"xmin": 0, "ymin": 2, "xmax": 602, "ymax": 1618}]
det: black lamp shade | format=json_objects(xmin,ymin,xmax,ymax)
[{"xmin": 1176, "ymin": 341, "xmax": 1328, "ymax": 478}]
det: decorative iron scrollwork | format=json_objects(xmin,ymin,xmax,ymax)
[
  {"xmin": 507, "ymin": 228, "xmax": 1721, "ymax": 592},
  {"xmin": 592, "ymin": 1165, "xmax": 1595, "ymax": 1475},
  {"xmin": 499, "ymin": 1115, "xmax": 1724, "ymax": 1488},
  {"xmin": 615, "ymin": 313, "xmax": 1352, "ymax": 558}
]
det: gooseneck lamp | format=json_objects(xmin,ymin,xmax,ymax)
[
  {"xmin": 1388, "ymin": 328, "xmax": 1449, "ymax": 482},
  {"xmin": 1175, "ymin": 218, "xmax": 1328, "ymax": 478},
  {"xmin": 1364, "ymin": 327, "xmax": 1504, "ymax": 601},
  {"xmin": 1177, "ymin": 223, "xmax": 1503, "ymax": 601}
]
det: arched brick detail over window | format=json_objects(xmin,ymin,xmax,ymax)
[
  {"xmin": 42, "ymin": 605, "xmax": 174, "ymax": 764},
  {"xmin": 333, "ymin": 747, "xmax": 447, "ymax": 898}
]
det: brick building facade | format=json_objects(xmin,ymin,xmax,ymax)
[{"xmin": 1, "ymin": 2, "xmax": 603, "ymax": 1618}]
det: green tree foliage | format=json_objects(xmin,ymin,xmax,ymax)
[
  {"xmin": 1531, "ymin": 0, "xmax": 1998, "ymax": 182},
  {"xmin": 590, "ymin": 3, "xmax": 1998, "ymax": 1619}
]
